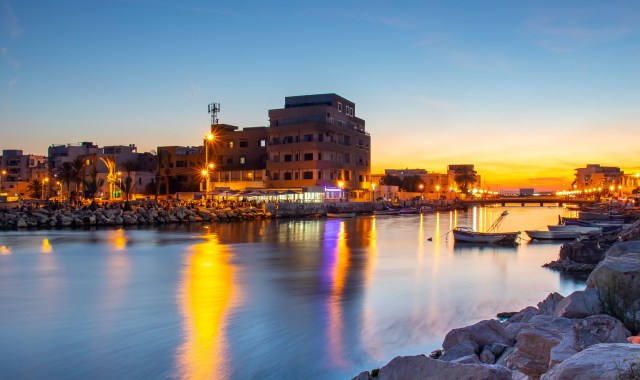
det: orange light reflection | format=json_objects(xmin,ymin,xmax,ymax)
[
  {"xmin": 41, "ymin": 238, "xmax": 53, "ymax": 253},
  {"xmin": 176, "ymin": 233, "xmax": 239, "ymax": 380},
  {"xmin": 328, "ymin": 221, "xmax": 349, "ymax": 368},
  {"xmin": 1, "ymin": 245, "xmax": 11, "ymax": 255}
]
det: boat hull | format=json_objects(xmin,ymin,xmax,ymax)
[
  {"xmin": 525, "ymin": 230, "xmax": 580, "ymax": 240},
  {"xmin": 326, "ymin": 212, "xmax": 356, "ymax": 218},
  {"xmin": 452, "ymin": 228, "xmax": 520, "ymax": 244}
]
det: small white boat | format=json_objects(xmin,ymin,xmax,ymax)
[
  {"xmin": 547, "ymin": 225, "xmax": 602, "ymax": 234},
  {"xmin": 525, "ymin": 230, "xmax": 581, "ymax": 240},
  {"xmin": 326, "ymin": 212, "xmax": 356, "ymax": 218},
  {"xmin": 453, "ymin": 227, "xmax": 520, "ymax": 244},
  {"xmin": 398, "ymin": 207, "xmax": 421, "ymax": 215}
]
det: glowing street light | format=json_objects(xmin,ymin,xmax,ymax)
[
  {"xmin": 42, "ymin": 177, "xmax": 49, "ymax": 200},
  {"xmin": 0, "ymin": 169, "xmax": 6, "ymax": 193}
]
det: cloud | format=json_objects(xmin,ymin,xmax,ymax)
[
  {"xmin": 3, "ymin": 1, "xmax": 23, "ymax": 38},
  {"xmin": 416, "ymin": 96, "xmax": 456, "ymax": 110},
  {"xmin": 527, "ymin": 4, "xmax": 640, "ymax": 52},
  {"xmin": 1, "ymin": 47, "xmax": 20, "ymax": 69}
]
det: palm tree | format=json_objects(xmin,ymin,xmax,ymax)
[
  {"xmin": 71, "ymin": 158, "xmax": 86, "ymax": 197},
  {"xmin": 55, "ymin": 162, "xmax": 75, "ymax": 201},
  {"xmin": 157, "ymin": 150, "xmax": 173, "ymax": 198},
  {"xmin": 27, "ymin": 178, "xmax": 43, "ymax": 199},
  {"xmin": 83, "ymin": 168, "xmax": 104, "ymax": 202},
  {"xmin": 118, "ymin": 160, "xmax": 137, "ymax": 201},
  {"xmin": 454, "ymin": 167, "xmax": 478, "ymax": 195}
]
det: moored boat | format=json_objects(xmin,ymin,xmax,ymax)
[
  {"xmin": 547, "ymin": 225, "xmax": 602, "ymax": 234},
  {"xmin": 452, "ymin": 227, "xmax": 520, "ymax": 244},
  {"xmin": 373, "ymin": 209, "xmax": 400, "ymax": 216},
  {"xmin": 525, "ymin": 230, "xmax": 581, "ymax": 240},
  {"xmin": 326, "ymin": 212, "xmax": 356, "ymax": 218}
]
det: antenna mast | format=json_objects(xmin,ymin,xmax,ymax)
[{"xmin": 207, "ymin": 102, "xmax": 220, "ymax": 126}]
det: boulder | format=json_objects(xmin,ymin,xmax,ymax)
[
  {"xmin": 586, "ymin": 256, "xmax": 640, "ymax": 326},
  {"xmin": 554, "ymin": 288, "xmax": 602, "ymax": 319},
  {"xmin": 442, "ymin": 319, "xmax": 513, "ymax": 351},
  {"xmin": 504, "ymin": 306, "xmax": 540, "ymax": 325},
  {"xmin": 559, "ymin": 240, "xmax": 605, "ymax": 264},
  {"xmin": 374, "ymin": 355, "xmax": 512, "ymax": 380},
  {"xmin": 440, "ymin": 340, "xmax": 479, "ymax": 361},
  {"xmin": 537, "ymin": 293, "xmax": 565, "ymax": 315},
  {"xmin": 351, "ymin": 371, "xmax": 370, "ymax": 380},
  {"xmin": 605, "ymin": 241, "xmax": 640, "ymax": 258},
  {"xmin": 541, "ymin": 343, "xmax": 640, "ymax": 380},
  {"xmin": 505, "ymin": 315, "xmax": 573, "ymax": 378},
  {"xmin": 549, "ymin": 314, "xmax": 630, "ymax": 368},
  {"xmin": 16, "ymin": 217, "xmax": 27, "ymax": 228},
  {"xmin": 479, "ymin": 346, "xmax": 496, "ymax": 364}
]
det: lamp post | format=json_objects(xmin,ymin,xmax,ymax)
[
  {"xmin": 0, "ymin": 169, "xmax": 6, "ymax": 193},
  {"xmin": 56, "ymin": 181, "xmax": 61, "ymax": 201},
  {"xmin": 117, "ymin": 171, "xmax": 122, "ymax": 199},
  {"xmin": 42, "ymin": 177, "xmax": 49, "ymax": 200},
  {"xmin": 201, "ymin": 169, "xmax": 209, "ymax": 198},
  {"xmin": 371, "ymin": 183, "xmax": 376, "ymax": 202},
  {"xmin": 338, "ymin": 181, "xmax": 344, "ymax": 202},
  {"xmin": 205, "ymin": 134, "xmax": 214, "ymax": 198}
]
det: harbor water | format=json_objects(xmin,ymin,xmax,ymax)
[{"xmin": 0, "ymin": 206, "xmax": 587, "ymax": 379}]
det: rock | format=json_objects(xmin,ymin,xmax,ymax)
[
  {"xmin": 451, "ymin": 355, "xmax": 480, "ymax": 364},
  {"xmin": 16, "ymin": 217, "xmax": 27, "ymax": 228},
  {"xmin": 537, "ymin": 293, "xmax": 565, "ymax": 315},
  {"xmin": 440, "ymin": 340, "xmax": 479, "ymax": 361},
  {"xmin": 442, "ymin": 319, "xmax": 513, "ymax": 351},
  {"xmin": 554, "ymin": 288, "xmax": 603, "ymax": 318},
  {"xmin": 559, "ymin": 240, "xmax": 605, "ymax": 264},
  {"xmin": 505, "ymin": 315, "xmax": 573, "ymax": 378},
  {"xmin": 549, "ymin": 314, "xmax": 630, "ymax": 368},
  {"xmin": 628, "ymin": 336, "xmax": 640, "ymax": 344},
  {"xmin": 495, "ymin": 346, "xmax": 516, "ymax": 367},
  {"xmin": 586, "ymin": 256, "xmax": 640, "ymax": 328},
  {"xmin": 541, "ymin": 343, "xmax": 640, "ymax": 380},
  {"xmin": 479, "ymin": 346, "xmax": 496, "ymax": 364},
  {"xmin": 606, "ymin": 241, "xmax": 640, "ymax": 258},
  {"xmin": 351, "ymin": 371, "xmax": 370, "ymax": 380},
  {"xmin": 504, "ymin": 306, "xmax": 539, "ymax": 325},
  {"xmin": 428, "ymin": 349, "xmax": 443, "ymax": 359},
  {"xmin": 490, "ymin": 342, "xmax": 508, "ymax": 357},
  {"xmin": 375, "ymin": 355, "xmax": 512, "ymax": 380}
]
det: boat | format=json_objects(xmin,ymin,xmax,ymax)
[
  {"xmin": 451, "ymin": 210, "xmax": 520, "ymax": 245},
  {"xmin": 397, "ymin": 207, "xmax": 421, "ymax": 215},
  {"xmin": 452, "ymin": 227, "xmax": 520, "ymax": 244},
  {"xmin": 373, "ymin": 209, "xmax": 400, "ymax": 216},
  {"xmin": 525, "ymin": 230, "xmax": 581, "ymax": 240},
  {"xmin": 547, "ymin": 225, "xmax": 602, "ymax": 234},
  {"xmin": 326, "ymin": 212, "xmax": 356, "ymax": 218}
]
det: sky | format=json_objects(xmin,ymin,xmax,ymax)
[{"xmin": 1, "ymin": 0, "xmax": 639, "ymax": 191}]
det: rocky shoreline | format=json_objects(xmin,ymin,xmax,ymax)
[
  {"xmin": 0, "ymin": 200, "xmax": 272, "ymax": 229},
  {"xmin": 353, "ymin": 224, "xmax": 640, "ymax": 379}
]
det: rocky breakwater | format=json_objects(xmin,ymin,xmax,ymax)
[
  {"xmin": 353, "ymin": 240, "xmax": 640, "ymax": 379},
  {"xmin": 0, "ymin": 203, "xmax": 272, "ymax": 229},
  {"xmin": 544, "ymin": 219, "xmax": 640, "ymax": 272}
]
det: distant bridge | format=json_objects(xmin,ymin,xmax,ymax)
[{"xmin": 461, "ymin": 197, "xmax": 596, "ymax": 207}]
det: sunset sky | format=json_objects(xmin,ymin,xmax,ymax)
[{"xmin": 1, "ymin": 1, "xmax": 639, "ymax": 190}]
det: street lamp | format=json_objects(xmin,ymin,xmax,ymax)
[
  {"xmin": 338, "ymin": 181, "xmax": 344, "ymax": 201},
  {"xmin": 56, "ymin": 181, "xmax": 61, "ymax": 201},
  {"xmin": 371, "ymin": 183, "xmax": 376, "ymax": 202},
  {"xmin": 419, "ymin": 184, "xmax": 424, "ymax": 192},
  {"xmin": 0, "ymin": 169, "xmax": 6, "ymax": 193},
  {"xmin": 117, "ymin": 172, "xmax": 122, "ymax": 199},
  {"xmin": 204, "ymin": 133, "xmax": 215, "ymax": 198},
  {"xmin": 42, "ymin": 177, "xmax": 49, "ymax": 200}
]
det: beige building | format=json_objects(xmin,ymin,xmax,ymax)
[
  {"xmin": 574, "ymin": 164, "xmax": 623, "ymax": 190},
  {"xmin": 266, "ymin": 94, "xmax": 371, "ymax": 201}
]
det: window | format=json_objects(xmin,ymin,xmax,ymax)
[
  {"xmin": 317, "ymin": 153, "xmax": 322, "ymax": 160},
  {"xmin": 240, "ymin": 156, "xmax": 246, "ymax": 165},
  {"xmin": 284, "ymin": 172, "xmax": 292, "ymax": 180},
  {"xmin": 226, "ymin": 157, "xmax": 233, "ymax": 164},
  {"xmin": 139, "ymin": 178, "xmax": 142, "ymax": 185},
  {"xmin": 344, "ymin": 153, "xmax": 350, "ymax": 164},
  {"xmin": 284, "ymin": 154, "xmax": 292, "ymax": 162},
  {"xmin": 176, "ymin": 160, "xmax": 187, "ymax": 168},
  {"xmin": 345, "ymin": 171, "xmax": 351, "ymax": 181},
  {"xmin": 294, "ymin": 172, "xmax": 299, "ymax": 180},
  {"xmin": 272, "ymin": 154, "xmax": 280, "ymax": 162},
  {"xmin": 273, "ymin": 172, "xmax": 280, "ymax": 180},
  {"xmin": 295, "ymin": 154, "xmax": 299, "ymax": 162},
  {"xmin": 304, "ymin": 153, "xmax": 313, "ymax": 161},
  {"xmin": 260, "ymin": 139, "xmax": 267, "ymax": 147},
  {"xmin": 303, "ymin": 134, "xmax": 313, "ymax": 142},
  {"xmin": 239, "ymin": 140, "xmax": 248, "ymax": 148},
  {"xmin": 318, "ymin": 171, "xmax": 322, "ymax": 180},
  {"xmin": 330, "ymin": 172, "xmax": 334, "ymax": 180},
  {"xmin": 303, "ymin": 171, "xmax": 313, "ymax": 180},
  {"xmin": 359, "ymin": 175, "xmax": 364, "ymax": 182},
  {"xmin": 226, "ymin": 141, "xmax": 234, "ymax": 148},
  {"xmin": 338, "ymin": 102, "xmax": 342, "ymax": 112}
]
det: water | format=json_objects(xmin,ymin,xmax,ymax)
[{"xmin": 0, "ymin": 206, "xmax": 587, "ymax": 379}]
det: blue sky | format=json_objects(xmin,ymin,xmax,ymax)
[{"xmin": 1, "ymin": 0, "xmax": 639, "ymax": 189}]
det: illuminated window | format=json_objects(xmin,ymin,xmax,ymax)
[{"xmin": 240, "ymin": 156, "xmax": 246, "ymax": 165}]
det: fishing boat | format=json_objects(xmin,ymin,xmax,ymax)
[
  {"xmin": 373, "ymin": 209, "xmax": 400, "ymax": 216},
  {"xmin": 397, "ymin": 207, "xmax": 421, "ymax": 215},
  {"xmin": 451, "ymin": 211, "xmax": 520, "ymax": 245},
  {"xmin": 525, "ymin": 230, "xmax": 581, "ymax": 240},
  {"xmin": 547, "ymin": 225, "xmax": 602, "ymax": 234}
]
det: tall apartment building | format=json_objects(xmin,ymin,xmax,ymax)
[
  {"xmin": 208, "ymin": 124, "xmax": 268, "ymax": 189},
  {"xmin": 575, "ymin": 164, "xmax": 623, "ymax": 189},
  {"xmin": 266, "ymin": 94, "xmax": 371, "ymax": 199},
  {"xmin": 157, "ymin": 146, "xmax": 203, "ymax": 193}
]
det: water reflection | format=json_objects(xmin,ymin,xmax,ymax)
[
  {"xmin": 1, "ymin": 245, "xmax": 10, "ymax": 254},
  {"xmin": 40, "ymin": 238, "xmax": 53, "ymax": 253},
  {"xmin": 176, "ymin": 233, "xmax": 240, "ymax": 380},
  {"xmin": 108, "ymin": 229, "xmax": 127, "ymax": 251}
]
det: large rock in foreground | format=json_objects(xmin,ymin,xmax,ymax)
[
  {"xmin": 541, "ymin": 343, "xmax": 640, "ymax": 379},
  {"xmin": 361, "ymin": 355, "xmax": 512, "ymax": 380}
]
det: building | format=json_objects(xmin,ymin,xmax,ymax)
[
  {"xmin": 208, "ymin": 124, "xmax": 268, "ymax": 190},
  {"xmin": 266, "ymin": 94, "xmax": 371, "ymax": 200},
  {"xmin": 156, "ymin": 146, "xmax": 203, "ymax": 193},
  {"xmin": 574, "ymin": 164, "xmax": 623, "ymax": 190},
  {"xmin": 0, "ymin": 150, "xmax": 47, "ymax": 196}
]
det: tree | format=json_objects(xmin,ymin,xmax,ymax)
[
  {"xmin": 99, "ymin": 156, "xmax": 116, "ymax": 200},
  {"xmin": 55, "ymin": 162, "xmax": 75, "ymax": 201},
  {"xmin": 400, "ymin": 175, "xmax": 424, "ymax": 192},
  {"xmin": 83, "ymin": 168, "xmax": 104, "ymax": 201},
  {"xmin": 27, "ymin": 178, "xmax": 43, "ymax": 199},
  {"xmin": 118, "ymin": 160, "xmax": 137, "ymax": 201},
  {"xmin": 454, "ymin": 167, "xmax": 478, "ymax": 194},
  {"xmin": 71, "ymin": 157, "xmax": 86, "ymax": 197}
]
